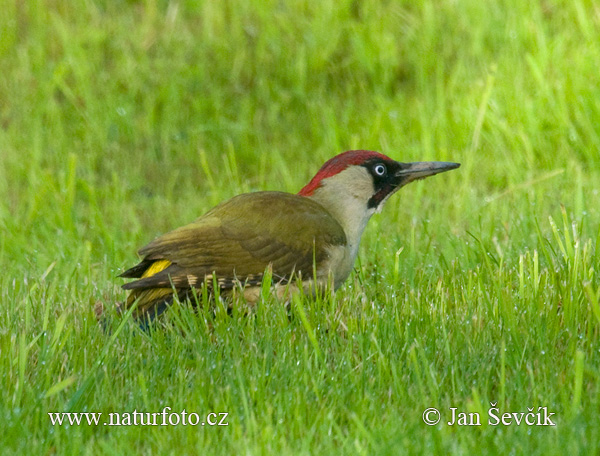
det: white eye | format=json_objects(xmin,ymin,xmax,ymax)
[{"xmin": 374, "ymin": 164, "xmax": 386, "ymax": 176}]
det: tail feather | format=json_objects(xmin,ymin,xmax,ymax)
[
  {"xmin": 119, "ymin": 259, "xmax": 153, "ymax": 278},
  {"xmin": 126, "ymin": 286, "xmax": 179, "ymax": 318},
  {"xmin": 95, "ymin": 257, "xmax": 188, "ymax": 328}
]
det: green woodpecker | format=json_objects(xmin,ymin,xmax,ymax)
[{"xmin": 116, "ymin": 150, "xmax": 459, "ymax": 320}]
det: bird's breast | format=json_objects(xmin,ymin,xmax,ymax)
[{"xmin": 321, "ymin": 242, "xmax": 358, "ymax": 290}]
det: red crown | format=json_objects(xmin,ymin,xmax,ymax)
[{"xmin": 298, "ymin": 150, "xmax": 391, "ymax": 196}]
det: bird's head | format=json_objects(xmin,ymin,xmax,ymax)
[{"xmin": 299, "ymin": 150, "xmax": 460, "ymax": 213}]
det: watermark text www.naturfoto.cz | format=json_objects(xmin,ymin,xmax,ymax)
[{"xmin": 48, "ymin": 407, "xmax": 229, "ymax": 427}]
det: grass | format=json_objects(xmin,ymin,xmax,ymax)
[{"xmin": 1, "ymin": 0, "xmax": 600, "ymax": 453}]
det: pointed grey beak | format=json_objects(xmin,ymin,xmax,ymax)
[{"xmin": 395, "ymin": 161, "xmax": 460, "ymax": 183}]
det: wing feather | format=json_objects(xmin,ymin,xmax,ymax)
[{"xmin": 122, "ymin": 192, "xmax": 346, "ymax": 292}]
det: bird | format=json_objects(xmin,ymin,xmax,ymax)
[{"xmin": 114, "ymin": 150, "xmax": 459, "ymax": 321}]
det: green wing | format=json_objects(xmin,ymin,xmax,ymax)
[{"xmin": 121, "ymin": 192, "xmax": 347, "ymax": 291}]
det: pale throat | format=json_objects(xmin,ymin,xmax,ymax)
[{"xmin": 308, "ymin": 166, "xmax": 377, "ymax": 253}]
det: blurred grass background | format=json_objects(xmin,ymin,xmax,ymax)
[{"xmin": 1, "ymin": 0, "xmax": 600, "ymax": 454}]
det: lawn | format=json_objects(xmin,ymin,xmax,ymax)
[{"xmin": 1, "ymin": 0, "xmax": 599, "ymax": 454}]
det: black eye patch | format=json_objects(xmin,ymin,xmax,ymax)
[{"xmin": 364, "ymin": 160, "xmax": 403, "ymax": 209}]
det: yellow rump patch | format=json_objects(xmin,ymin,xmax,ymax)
[
  {"xmin": 142, "ymin": 259, "xmax": 172, "ymax": 278},
  {"xmin": 125, "ymin": 259, "xmax": 174, "ymax": 311}
]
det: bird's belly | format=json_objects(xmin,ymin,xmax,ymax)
[
  {"xmin": 239, "ymin": 280, "xmax": 319, "ymax": 304},
  {"xmin": 241, "ymin": 243, "xmax": 356, "ymax": 302}
]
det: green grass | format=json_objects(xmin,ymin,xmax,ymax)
[{"xmin": 2, "ymin": 0, "xmax": 600, "ymax": 453}]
